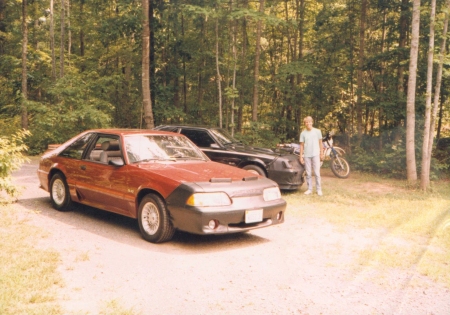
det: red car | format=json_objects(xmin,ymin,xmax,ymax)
[{"xmin": 37, "ymin": 129, "xmax": 286, "ymax": 243}]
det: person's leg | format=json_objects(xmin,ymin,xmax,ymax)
[
  {"xmin": 304, "ymin": 157, "xmax": 312, "ymax": 193},
  {"xmin": 312, "ymin": 155, "xmax": 322, "ymax": 193}
]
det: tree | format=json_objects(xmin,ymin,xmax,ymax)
[
  {"xmin": 406, "ymin": 0, "xmax": 421, "ymax": 182},
  {"xmin": 252, "ymin": 0, "xmax": 264, "ymax": 122},
  {"xmin": 215, "ymin": 10, "xmax": 223, "ymax": 128},
  {"xmin": 21, "ymin": 0, "xmax": 28, "ymax": 130},
  {"xmin": 356, "ymin": 0, "xmax": 367, "ymax": 143},
  {"xmin": 142, "ymin": 0, "xmax": 154, "ymax": 129},
  {"xmin": 50, "ymin": 0, "xmax": 56, "ymax": 80},
  {"xmin": 420, "ymin": 0, "xmax": 436, "ymax": 190}
]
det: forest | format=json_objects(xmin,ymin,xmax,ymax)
[{"xmin": 0, "ymin": 0, "xmax": 449, "ymax": 187}]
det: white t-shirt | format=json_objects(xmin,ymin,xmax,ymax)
[{"xmin": 300, "ymin": 128, "xmax": 322, "ymax": 157}]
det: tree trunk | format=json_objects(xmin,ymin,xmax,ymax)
[
  {"xmin": 215, "ymin": 15, "xmax": 223, "ymax": 128},
  {"xmin": 79, "ymin": 0, "xmax": 85, "ymax": 71},
  {"xmin": 21, "ymin": 0, "xmax": 28, "ymax": 130},
  {"xmin": 420, "ymin": 0, "xmax": 436, "ymax": 190},
  {"xmin": 426, "ymin": 0, "xmax": 450, "ymax": 178},
  {"xmin": 406, "ymin": 0, "xmax": 421, "ymax": 182},
  {"xmin": 252, "ymin": 0, "xmax": 265, "ymax": 122},
  {"xmin": 142, "ymin": 0, "xmax": 154, "ymax": 129},
  {"xmin": 397, "ymin": 0, "xmax": 409, "ymax": 96},
  {"xmin": 67, "ymin": 0, "xmax": 71, "ymax": 61},
  {"xmin": 50, "ymin": 0, "xmax": 56, "ymax": 80},
  {"xmin": 60, "ymin": 0, "xmax": 65, "ymax": 78},
  {"xmin": 356, "ymin": 0, "xmax": 367, "ymax": 142},
  {"xmin": 378, "ymin": 9, "xmax": 387, "ymax": 150}
]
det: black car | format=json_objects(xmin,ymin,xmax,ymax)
[{"xmin": 155, "ymin": 125, "xmax": 304, "ymax": 190}]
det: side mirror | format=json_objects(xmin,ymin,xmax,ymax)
[
  {"xmin": 109, "ymin": 158, "xmax": 125, "ymax": 166},
  {"xmin": 210, "ymin": 143, "xmax": 220, "ymax": 149}
]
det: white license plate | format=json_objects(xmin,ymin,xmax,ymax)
[{"xmin": 245, "ymin": 209, "xmax": 263, "ymax": 223}]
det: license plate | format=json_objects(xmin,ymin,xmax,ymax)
[{"xmin": 245, "ymin": 209, "xmax": 263, "ymax": 223}]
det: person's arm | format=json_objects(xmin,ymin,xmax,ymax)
[
  {"xmin": 319, "ymin": 139, "xmax": 324, "ymax": 160},
  {"xmin": 299, "ymin": 142, "xmax": 304, "ymax": 164}
]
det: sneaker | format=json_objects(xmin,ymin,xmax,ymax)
[
  {"xmin": 304, "ymin": 190, "xmax": 312, "ymax": 195},
  {"xmin": 317, "ymin": 190, "xmax": 323, "ymax": 196}
]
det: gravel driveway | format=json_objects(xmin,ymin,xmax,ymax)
[{"xmin": 11, "ymin": 157, "xmax": 450, "ymax": 314}]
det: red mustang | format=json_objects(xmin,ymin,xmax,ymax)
[{"xmin": 37, "ymin": 129, "xmax": 286, "ymax": 243}]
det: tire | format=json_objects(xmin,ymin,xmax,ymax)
[
  {"xmin": 330, "ymin": 156, "xmax": 350, "ymax": 179},
  {"xmin": 243, "ymin": 164, "xmax": 266, "ymax": 177},
  {"xmin": 49, "ymin": 173, "xmax": 73, "ymax": 211},
  {"xmin": 138, "ymin": 194, "xmax": 175, "ymax": 243}
]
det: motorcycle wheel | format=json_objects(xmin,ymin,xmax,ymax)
[{"xmin": 330, "ymin": 156, "xmax": 350, "ymax": 178}]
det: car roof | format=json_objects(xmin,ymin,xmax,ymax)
[
  {"xmin": 87, "ymin": 129, "xmax": 180, "ymax": 136},
  {"xmin": 156, "ymin": 125, "xmax": 221, "ymax": 131}
]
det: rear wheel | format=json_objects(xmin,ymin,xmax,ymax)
[
  {"xmin": 330, "ymin": 156, "xmax": 350, "ymax": 179},
  {"xmin": 243, "ymin": 164, "xmax": 266, "ymax": 177},
  {"xmin": 138, "ymin": 194, "xmax": 175, "ymax": 243},
  {"xmin": 50, "ymin": 173, "xmax": 73, "ymax": 211}
]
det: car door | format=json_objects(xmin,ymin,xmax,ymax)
[{"xmin": 75, "ymin": 135, "xmax": 132, "ymax": 216}]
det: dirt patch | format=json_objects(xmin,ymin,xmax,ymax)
[{"xmin": 8, "ymin": 158, "xmax": 450, "ymax": 314}]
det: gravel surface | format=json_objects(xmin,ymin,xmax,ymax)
[{"xmin": 10, "ymin": 157, "xmax": 450, "ymax": 314}]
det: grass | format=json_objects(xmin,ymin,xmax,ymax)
[
  {"xmin": 283, "ymin": 169, "xmax": 450, "ymax": 287},
  {"xmin": 0, "ymin": 206, "xmax": 63, "ymax": 315}
]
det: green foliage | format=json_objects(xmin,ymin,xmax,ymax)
[
  {"xmin": 350, "ymin": 143, "xmax": 407, "ymax": 178},
  {"xmin": 0, "ymin": 130, "xmax": 30, "ymax": 200},
  {"xmin": 236, "ymin": 122, "xmax": 281, "ymax": 148},
  {"xmin": 26, "ymin": 74, "xmax": 113, "ymax": 154}
]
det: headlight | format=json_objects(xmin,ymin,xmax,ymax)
[
  {"xmin": 186, "ymin": 192, "xmax": 232, "ymax": 207},
  {"xmin": 263, "ymin": 186, "xmax": 281, "ymax": 201}
]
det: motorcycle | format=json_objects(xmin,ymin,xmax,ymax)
[
  {"xmin": 276, "ymin": 131, "xmax": 350, "ymax": 179},
  {"xmin": 322, "ymin": 131, "xmax": 350, "ymax": 178}
]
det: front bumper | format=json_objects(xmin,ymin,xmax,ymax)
[
  {"xmin": 166, "ymin": 181, "xmax": 287, "ymax": 235},
  {"xmin": 268, "ymin": 155, "xmax": 304, "ymax": 190}
]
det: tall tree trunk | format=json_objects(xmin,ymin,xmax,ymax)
[
  {"xmin": 215, "ymin": 15, "xmax": 223, "ymax": 128},
  {"xmin": 79, "ymin": 0, "xmax": 85, "ymax": 71},
  {"xmin": 356, "ymin": 0, "xmax": 367, "ymax": 142},
  {"xmin": 230, "ymin": 0, "xmax": 237, "ymax": 136},
  {"xmin": 237, "ymin": 4, "xmax": 248, "ymax": 132},
  {"xmin": 67, "ymin": 0, "xmax": 71, "ymax": 61},
  {"xmin": 397, "ymin": 0, "xmax": 409, "ymax": 96},
  {"xmin": 378, "ymin": 9, "xmax": 387, "ymax": 150},
  {"xmin": 426, "ymin": 0, "xmax": 450, "ymax": 179},
  {"xmin": 296, "ymin": 0, "xmax": 305, "ymax": 137},
  {"xmin": 420, "ymin": 0, "xmax": 436, "ymax": 190},
  {"xmin": 142, "ymin": 0, "xmax": 154, "ymax": 129},
  {"xmin": 50, "ymin": 0, "xmax": 56, "ymax": 80},
  {"xmin": 21, "ymin": 0, "xmax": 28, "ymax": 129},
  {"xmin": 60, "ymin": 0, "xmax": 65, "ymax": 78},
  {"xmin": 252, "ymin": 0, "xmax": 265, "ymax": 122},
  {"xmin": 406, "ymin": 0, "xmax": 421, "ymax": 182}
]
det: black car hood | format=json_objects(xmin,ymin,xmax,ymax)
[{"xmin": 224, "ymin": 143, "xmax": 280, "ymax": 158}]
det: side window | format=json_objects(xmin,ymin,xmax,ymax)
[
  {"xmin": 59, "ymin": 133, "xmax": 94, "ymax": 160},
  {"xmin": 87, "ymin": 136, "xmax": 121, "ymax": 163},
  {"xmin": 180, "ymin": 129, "xmax": 215, "ymax": 148}
]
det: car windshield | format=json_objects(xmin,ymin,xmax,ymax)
[
  {"xmin": 210, "ymin": 128, "xmax": 240, "ymax": 146},
  {"xmin": 124, "ymin": 134, "xmax": 207, "ymax": 163}
]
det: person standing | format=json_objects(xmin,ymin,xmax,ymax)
[{"xmin": 299, "ymin": 116, "xmax": 324, "ymax": 196}]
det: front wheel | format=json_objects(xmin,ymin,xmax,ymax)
[
  {"xmin": 330, "ymin": 156, "xmax": 350, "ymax": 179},
  {"xmin": 138, "ymin": 194, "xmax": 175, "ymax": 243},
  {"xmin": 49, "ymin": 173, "xmax": 73, "ymax": 211},
  {"xmin": 243, "ymin": 164, "xmax": 266, "ymax": 177}
]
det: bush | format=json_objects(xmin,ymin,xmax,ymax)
[{"xmin": 0, "ymin": 129, "xmax": 30, "ymax": 200}]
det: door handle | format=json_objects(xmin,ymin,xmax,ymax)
[{"xmin": 80, "ymin": 165, "xmax": 86, "ymax": 170}]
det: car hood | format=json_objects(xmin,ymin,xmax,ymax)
[
  {"xmin": 134, "ymin": 161, "xmax": 261, "ymax": 183},
  {"xmin": 223, "ymin": 143, "xmax": 279, "ymax": 158}
]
